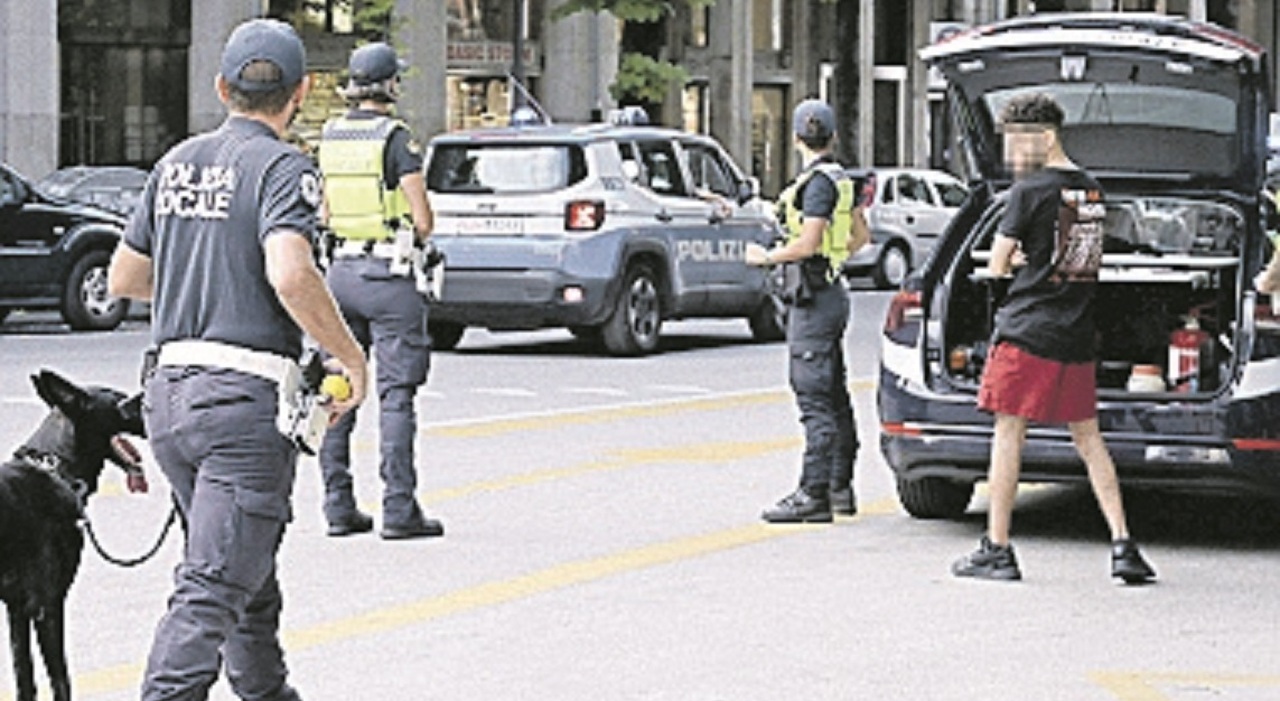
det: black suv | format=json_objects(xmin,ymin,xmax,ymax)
[
  {"xmin": 880, "ymin": 14, "xmax": 1280, "ymax": 518},
  {"xmin": 0, "ymin": 163, "xmax": 130, "ymax": 330}
]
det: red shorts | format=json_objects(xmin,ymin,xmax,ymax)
[{"xmin": 977, "ymin": 342, "xmax": 1097, "ymax": 424}]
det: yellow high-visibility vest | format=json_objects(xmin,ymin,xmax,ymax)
[
  {"xmin": 776, "ymin": 162, "xmax": 856, "ymax": 278},
  {"xmin": 318, "ymin": 116, "xmax": 411, "ymax": 241}
]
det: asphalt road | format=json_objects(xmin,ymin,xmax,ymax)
[{"xmin": 0, "ymin": 292, "xmax": 1278, "ymax": 701}]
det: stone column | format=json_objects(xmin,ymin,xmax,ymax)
[
  {"xmin": 396, "ymin": 0, "xmax": 448, "ymax": 139},
  {"xmin": 542, "ymin": 3, "xmax": 618, "ymax": 123},
  {"xmin": 857, "ymin": 0, "xmax": 875, "ymax": 168},
  {"xmin": 909, "ymin": 0, "xmax": 932, "ymax": 167},
  {"xmin": 0, "ymin": 0, "xmax": 58, "ymax": 176},
  {"xmin": 190, "ymin": 2, "xmax": 260, "ymax": 134},
  {"xmin": 708, "ymin": 0, "xmax": 752, "ymax": 169}
]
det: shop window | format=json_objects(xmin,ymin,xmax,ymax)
[
  {"xmin": 751, "ymin": 87, "xmax": 788, "ymax": 199},
  {"xmin": 752, "ymin": 0, "xmax": 788, "ymax": 53},
  {"xmin": 447, "ymin": 77, "xmax": 519, "ymax": 131},
  {"xmin": 448, "ymin": 0, "xmax": 544, "ymax": 42},
  {"xmin": 690, "ymin": 5, "xmax": 709, "ymax": 47},
  {"xmin": 59, "ymin": 0, "xmax": 190, "ymax": 168},
  {"xmin": 683, "ymin": 83, "xmax": 709, "ymax": 134}
]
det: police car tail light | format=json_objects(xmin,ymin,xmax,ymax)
[
  {"xmin": 859, "ymin": 174, "xmax": 877, "ymax": 207},
  {"xmin": 884, "ymin": 289, "xmax": 922, "ymax": 334},
  {"xmin": 1255, "ymin": 293, "xmax": 1279, "ymax": 328},
  {"xmin": 565, "ymin": 200, "xmax": 605, "ymax": 232}
]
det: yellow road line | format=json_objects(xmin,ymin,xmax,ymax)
[
  {"xmin": 419, "ymin": 436, "xmax": 800, "ymax": 504},
  {"xmin": 428, "ymin": 389, "xmax": 789, "ymax": 439},
  {"xmin": 53, "ymin": 510, "xmax": 885, "ymax": 700},
  {"xmin": 1092, "ymin": 671, "xmax": 1280, "ymax": 701},
  {"xmin": 283, "ymin": 520, "xmax": 820, "ymax": 650},
  {"xmin": 51, "ymin": 383, "xmax": 880, "ymax": 698},
  {"xmin": 425, "ymin": 380, "xmax": 876, "ymax": 440}
]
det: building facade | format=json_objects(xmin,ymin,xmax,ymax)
[{"xmin": 0, "ymin": 0, "xmax": 1275, "ymax": 195}]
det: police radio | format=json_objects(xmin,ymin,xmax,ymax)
[
  {"xmin": 416, "ymin": 241, "xmax": 446, "ymax": 300},
  {"xmin": 389, "ymin": 226, "xmax": 416, "ymax": 277},
  {"xmin": 277, "ymin": 349, "xmax": 330, "ymax": 455}
]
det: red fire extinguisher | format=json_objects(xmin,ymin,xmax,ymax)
[{"xmin": 1168, "ymin": 315, "xmax": 1209, "ymax": 392}]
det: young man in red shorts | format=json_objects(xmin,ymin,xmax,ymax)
[{"xmin": 951, "ymin": 93, "xmax": 1156, "ymax": 584}]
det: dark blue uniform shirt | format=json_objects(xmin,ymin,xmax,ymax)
[{"xmin": 124, "ymin": 116, "xmax": 322, "ymax": 359}]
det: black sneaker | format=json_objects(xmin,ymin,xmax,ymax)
[
  {"xmin": 381, "ymin": 517, "xmax": 445, "ymax": 540},
  {"xmin": 952, "ymin": 537, "xmax": 1022, "ymax": 581},
  {"xmin": 1111, "ymin": 539, "xmax": 1156, "ymax": 585},
  {"xmin": 327, "ymin": 511, "xmax": 374, "ymax": 537},
  {"xmin": 829, "ymin": 486, "xmax": 857, "ymax": 517},
  {"xmin": 761, "ymin": 489, "xmax": 833, "ymax": 524}
]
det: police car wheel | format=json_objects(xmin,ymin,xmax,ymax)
[
  {"xmin": 61, "ymin": 249, "xmax": 129, "ymax": 331},
  {"xmin": 602, "ymin": 263, "xmax": 662, "ymax": 356},
  {"xmin": 428, "ymin": 321, "xmax": 465, "ymax": 351},
  {"xmin": 747, "ymin": 293, "xmax": 786, "ymax": 342}
]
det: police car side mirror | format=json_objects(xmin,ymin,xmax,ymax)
[
  {"xmin": 0, "ymin": 177, "xmax": 28, "ymax": 208},
  {"xmin": 737, "ymin": 177, "xmax": 760, "ymax": 205}
]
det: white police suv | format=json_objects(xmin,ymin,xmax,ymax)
[
  {"xmin": 880, "ymin": 13, "xmax": 1280, "ymax": 518},
  {"xmin": 423, "ymin": 121, "xmax": 784, "ymax": 355}
]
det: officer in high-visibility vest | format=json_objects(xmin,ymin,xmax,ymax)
[
  {"xmin": 1259, "ymin": 190, "xmax": 1280, "ymax": 294},
  {"xmin": 746, "ymin": 99, "xmax": 868, "ymax": 523},
  {"xmin": 317, "ymin": 42, "xmax": 441, "ymax": 540}
]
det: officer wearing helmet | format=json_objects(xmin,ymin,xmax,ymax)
[
  {"xmin": 746, "ymin": 99, "xmax": 867, "ymax": 523},
  {"xmin": 317, "ymin": 42, "xmax": 442, "ymax": 540}
]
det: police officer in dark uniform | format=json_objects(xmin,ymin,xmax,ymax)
[
  {"xmin": 108, "ymin": 19, "xmax": 367, "ymax": 701},
  {"xmin": 746, "ymin": 99, "xmax": 867, "ymax": 523},
  {"xmin": 317, "ymin": 42, "xmax": 441, "ymax": 540}
]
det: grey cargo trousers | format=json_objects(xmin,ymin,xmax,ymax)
[
  {"xmin": 787, "ymin": 281, "xmax": 858, "ymax": 495},
  {"xmin": 142, "ymin": 367, "xmax": 301, "ymax": 701},
  {"xmin": 319, "ymin": 256, "xmax": 430, "ymax": 527}
]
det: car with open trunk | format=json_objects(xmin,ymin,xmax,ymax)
[{"xmin": 879, "ymin": 13, "xmax": 1280, "ymax": 518}]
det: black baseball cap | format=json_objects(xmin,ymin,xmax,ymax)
[{"xmin": 220, "ymin": 19, "xmax": 306, "ymax": 93}]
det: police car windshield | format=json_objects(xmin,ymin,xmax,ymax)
[{"xmin": 427, "ymin": 144, "xmax": 587, "ymax": 194}]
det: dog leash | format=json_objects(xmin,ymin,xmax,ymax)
[
  {"xmin": 16, "ymin": 444, "xmax": 180, "ymax": 568},
  {"xmin": 80, "ymin": 502, "xmax": 180, "ymax": 568}
]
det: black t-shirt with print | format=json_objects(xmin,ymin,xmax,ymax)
[{"xmin": 993, "ymin": 167, "xmax": 1106, "ymax": 363}]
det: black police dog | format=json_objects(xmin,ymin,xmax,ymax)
[{"xmin": 0, "ymin": 370, "xmax": 147, "ymax": 701}]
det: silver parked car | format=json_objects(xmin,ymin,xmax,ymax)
[{"xmin": 841, "ymin": 167, "xmax": 968, "ymax": 289}]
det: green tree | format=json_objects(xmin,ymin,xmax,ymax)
[{"xmin": 268, "ymin": 0, "xmax": 398, "ymax": 39}]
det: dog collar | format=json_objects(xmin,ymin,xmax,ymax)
[{"xmin": 14, "ymin": 446, "xmax": 90, "ymax": 505}]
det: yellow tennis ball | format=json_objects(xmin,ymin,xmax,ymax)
[{"xmin": 320, "ymin": 374, "xmax": 352, "ymax": 402}]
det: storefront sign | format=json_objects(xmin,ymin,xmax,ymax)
[{"xmin": 447, "ymin": 41, "xmax": 540, "ymax": 74}]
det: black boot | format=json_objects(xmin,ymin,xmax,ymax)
[
  {"xmin": 327, "ymin": 510, "xmax": 374, "ymax": 537},
  {"xmin": 829, "ymin": 485, "xmax": 857, "ymax": 517}
]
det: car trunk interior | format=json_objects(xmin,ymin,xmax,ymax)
[{"xmin": 938, "ymin": 194, "xmax": 1246, "ymax": 398}]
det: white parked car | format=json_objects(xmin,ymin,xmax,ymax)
[{"xmin": 840, "ymin": 167, "xmax": 968, "ymax": 289}]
